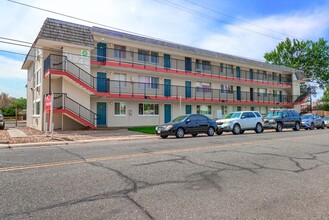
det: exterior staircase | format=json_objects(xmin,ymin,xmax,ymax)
[{"xmin": 52, "ymin": 93, "xmax": 97, "ymax": 128}]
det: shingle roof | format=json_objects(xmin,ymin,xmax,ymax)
[
  {"xmin": 92, "ymin": 26, "xmax": 304, "ymax": 74},
  {"xmin": 37, "ymin": 18, "xmax": 93, "ymax": 48}
]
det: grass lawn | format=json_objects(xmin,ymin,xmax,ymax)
[{"xmin": 128, "ymin": 126, "xmax": 156, "ymax": 134}]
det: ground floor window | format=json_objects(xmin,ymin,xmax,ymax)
[
  {"xmin": 196, "ymin": 105, "xmax": 211, "ymax": 115},
  {"xmin": 114, "ymin": 102, "xmax": 126, "ymax": 115},
  {"xmin": 139, "ymin": 103, "xmax": 159, "ymax": 115},
  {"xmin": 33, "ymin": 100, "xmax": 40, "ymax": 115}
]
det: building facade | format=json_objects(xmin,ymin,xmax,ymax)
[{"xmin": 22, "ymin": 18, "xmax": 307, "ymax": 130}]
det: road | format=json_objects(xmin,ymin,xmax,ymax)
[{"xmin": 0, "ymin": 129, "xmax": 329, "ymax": 219}]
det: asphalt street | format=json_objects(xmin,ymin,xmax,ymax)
[{"xmin": 0, "ymin": 129, "xmax": 329, "ymax": 219}]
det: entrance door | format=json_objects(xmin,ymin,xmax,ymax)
[
  {"xmin": 237, "ymin": 86, "xmax": 241, "ymax": 101},
  {"xmin": 279, "ymin": 91, "xmax": 283, "ymax": 102},
  {"xmin": 249, "ymin": 69, "xmax": 254, "ymax": 80},
  {"xmin": 97, "ymin": 43, "xmax": 106, "ymax": 62},
  {"xmin": 185, "ymin": 57, "xmax": 192, "ymax": 72},
  {"xmin": 185, "ymin": 81, "xmax": 191, "ymax": 98},
  {"xmin": 97, "ymin": 102, "xmax": 107, "ymax": 126},
  {"xmin": 236, "ymin": 66, "xmax": 240, "ymax": 78},
  {"xmin": 250, "ymin": 88, "xmax": 254, "ymax": 101},
  {"xmin": 164, "ymin": 79, "xmax": 171, "ymax": 97},
  {"xmin": 186, "ymin": 105, "xmax": 192, "ymax": 114},
  {"xmin": 164, "ymin": 54, "xmax": 171, "ymax": 69},
  {"xmin": 164, "ymin": 104, "xmax": 171, "ymax": 123},
  {"xmin": 97, "ymin": 72, "xmax": 107, "ymax": 92}
]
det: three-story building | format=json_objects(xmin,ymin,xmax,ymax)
[{"xmin": 22, "ymin": 18, "xmax": 307, "ymax": 130}]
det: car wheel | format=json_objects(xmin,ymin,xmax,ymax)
[
  {"xmin": 232, "ymin": 124, "xmax": 241, "ymax": 135},
  {"xmin": 310, "ymin": 122, "xmax": 315, "ymax": 130},
  {"xmin": 240, "ymin": 130, "xmax": 245, "ymax": 134},
  {"xmin": 160, "ymin": 135, "xmax": 168, "ymax": 139},
  {"xmin": 192, "ymin": 133, "xmax": 198, "ymax": 137},
  {"xmin": 321, "ymin": 122, "xmax": 325, "ymax": 129},
  {"xmin": 255, "ymin": 123, "xmax": 263, "ymax": 133},
  {"xmin": 305, "ymin": 128, "xmax": 309, "ymax": 130},
  {"xmin": 175, "ymin": 128, "xmax": 185, "ymax": 138},
  {"xmin": 293, "ymin": 122, "xmax": 300, "ymax": 131},
  {"xmin": 216, "ymin": 131, "xmax": 223, "ymax": 135},
  {"xmin": 207, "ymin": 127, "xmax": 215, "ymax": 136},
  {"xmin": 275, "ymin": 122, "xmax": 283, "ymax": 132}
]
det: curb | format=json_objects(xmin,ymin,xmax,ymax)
[{"xmin": 0, "ymin": 135, "xmax": 157, "ymax": 149}]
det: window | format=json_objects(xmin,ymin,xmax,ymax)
[
  {"xmin": 196, "ymin": 82, "xmax": 211, "ymax": 92},
  {"xmin": 36, "ymin": 69, "xmax": 41, "ymax": 86},
  {"xmin": 273, "ymin": 90, "xmax": 278, "ymax": 97},
  {"xmin": 221, "ymin": 106, "xmax": 227, "ymax": 115},
  {"xmin": 34, "ymin": 100, "xmax": 40, "ymax": 115},
  {"xmin": 196, "ymin": 105, "xmax": 211, "ymax": 115},
  {"xmin": 151, "ymin": 52, "xmax": 158, "ymax": 64},
  {"xmin": 114, "ymin": 102, "xmax": 126, "ymax": 115},
  {"xmin": 202, "ymin": 60, "xmax": 211, "ymax": 72},
  {"xmin": 113, "ymin": 73, "xmax": 127, "ymax": 88},
  {"xmin": 138, "ymin": 103, "xmax": 159, "ymax": 115},
  {"xmin": 114, "ymin": 45, "xmax": 126, "ymax": 59},
  {"xmin": 138, "ymin": 76, "xmax": 159, "ymax": 89},
  {"xmin": 196, "ymin": 59, "xmax": 202, "ymax": 71},
  {"xmin": 138, "ymin": 49, "xmax": 149, "ymax": 62},
  {"xmin": 221, "ymin": 84, "xmax": 233, "ymax": 93}
]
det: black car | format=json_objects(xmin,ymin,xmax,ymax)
[
  {"xmin": 155, "ymin": 114, "xmax": 217, "ymax": 139},
  {"xmin": 263, "ymin": 109, "xmax": 301, "ymax": 132},
  {"xmin": 0, "ymin": 110, "xmax": 4, "ymax": 130}
]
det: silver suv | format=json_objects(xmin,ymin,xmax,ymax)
[
  {"xmin": 0, "ymin": 110, "xmax": 5, "ymax": 130},
  {"xmin": 216, "ymin": 111, "xmax": 264, "ymax": 135}
]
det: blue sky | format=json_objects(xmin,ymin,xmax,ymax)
[{"xmin": 1, "ymin": 0, "xmax": 329, "ymax": 98}]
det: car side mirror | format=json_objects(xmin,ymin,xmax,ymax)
[
  {"xmin": 241, "ymin": 116, "xmax": 246, "ymax": 119},
  {"xmin": 186, "ymin": 119, "xmax": 191, "ymax": 123}
]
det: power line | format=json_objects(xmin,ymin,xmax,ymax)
[
  {"xmin": 152, "ymin": 0, "xmax": 285, "ymax": 41},
  {"xmin": 182, "ymin": 0, "xmax": 300, "ymax": 40}
]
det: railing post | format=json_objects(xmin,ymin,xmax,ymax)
[{"xmin": 132, "ymin": 81, "xmax": 134, "ymax": 97}]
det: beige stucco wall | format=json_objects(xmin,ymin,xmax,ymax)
[{"xmin": 63, "ymin": 46, "xmax": 91, "ymax": 74}]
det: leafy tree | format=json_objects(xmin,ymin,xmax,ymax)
[
  {"xmin": 0, "ymin": 92, "xmax": 10, "ymax": 108},
  {"xmin": 264, "ymin": 38, "xmax": 329, "ymax": 89}
]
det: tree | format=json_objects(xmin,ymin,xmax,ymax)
[
  {"xmin": 264, "ymin": 38, "xmax": 329, "ymax": 89},
  {"xmin": 0, "ymin": 92, "xmax": 11, "ymax": 108}
]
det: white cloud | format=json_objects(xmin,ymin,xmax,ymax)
[
  {"xmin": 199, "ymin": 7, "xmax": 329, "ymax": 60},
  {"xmin": 0, "ymin": 56, "xmax": 26, "ymax": 79}
]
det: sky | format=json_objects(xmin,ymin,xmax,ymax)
[{"xmin": 1, "ymin": 0, "xmax": 329, "ymax": 98}]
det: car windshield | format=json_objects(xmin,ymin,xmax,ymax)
[
  {"xmin": 265, "ymin": 111, "xmax": 282, "ymax": 118},
  {"xmin": 224, "ymin": 112, "xmax": 241, "ymax": 119},
  {"xmin": 171, "ymin": 115, "xmax": 188, "ymax": 122},
  {"xmin": 301, "ymin": 115, "xmax": 312, "ymax": 119},
  {"xmin": 323, "ymin": 116, "xmax": 329, "ymax": 120}
]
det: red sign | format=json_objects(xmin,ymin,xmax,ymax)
[{"xmin": 45, "ymin": 95, "xmax": 52, "ymax": 112}]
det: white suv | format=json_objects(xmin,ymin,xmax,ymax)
[
  {"xmin": 216, "ymin": 111, "xmax": 264, "ymax": 135},
  {"xmin": 0, "ymin": 110, "xmax": 5, "ymax": 130}
]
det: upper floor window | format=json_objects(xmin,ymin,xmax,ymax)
[
  {"xmin": 113, "ymin": 73, "xmax": 127, "ymax": 88},
  {"xmin": 151, "ymin": 52, "xmax": 158, "ymax": 64},
  {"xmin": 138, "ymin": 49, "xmax": 149, "ymax": 62},
  {"xmin": 196, "ymin": 82, "xmax": 211, "ymax": 92},
  {"xmin": 114, "ymin": 45, "xmax": 126, "ymax": 59},
  {"xmin": 138, "ymin": 76, "xmax": 159, "ymax": 89},
  {"xmin": 221, "ymin": 84, "xmax": 233, "ymax": 93}
]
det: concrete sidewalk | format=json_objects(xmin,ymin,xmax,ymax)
[{"xmin": 7, "ymin": 128, "xmax": 28, "ymax": 138}]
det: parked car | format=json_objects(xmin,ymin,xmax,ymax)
[
  {"xmin": 0, "ymin": 110, "xmax": 5, "ymax": 130},
  {"xmin": 323, "ymin": 116, "xmax": 329, "ymax": 128},
  {"xmin": 301, "ymin": 113, "xmax": 325, "ymax": 130},
  {"xmin": 216, "ymin": 111, "xmax": 264, "ymax": 135},
  {"xmin": 155, "ymin": 114, "xmax": 217, "ymax": 139},
  {"xmin": 263, "ymin": 109, "xmax": 301, "ymax": 132}
]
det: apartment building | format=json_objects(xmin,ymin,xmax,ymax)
[{"xmin": 22, "ymin": 18, "xmax": 307, "ymax": 130}]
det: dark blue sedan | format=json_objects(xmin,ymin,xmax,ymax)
[{"xmin": 155, "ymin": 114, "xmax": 217, "ymax": 139}]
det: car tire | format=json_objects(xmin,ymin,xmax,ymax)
[
  {"xmin": 305, "ymin": 128, "xmax": 309, "ymax": 130},
  {"xmin": 160, "ymin": 135, "xmax": 168, "ymax": 139},
  {"xmin": 216, "ymin": 131, "xmax": 223, "ymax": 135},
  {"xmin": 275, "ymin": 122, "xmax": 283, "ymax": 132},
  {"xmin": 240, "ymin": 130, "xmax": 245, "ymax": 134},
  {"xmin": 321, "ymin": 122, "xmax": 325, "ymax": 129},
  {"xmin": 192, "ymin": 133, "xmax": 198, "ymax": 137},
  {"xmin": 232, "ymin": 124, "xmax": 241, "ymax": 135},
  {"xmin": 293, "ymin": 122, "xmax": 300, "ymax": 131},
  {"xmin": 207, "ymin": 127, "xmax": 215, "ymax": 136},
  {"xmin": 175, "ymin": 128, "xmax": 185, "ymax": 138},
  {"xmin": 310, "ymin": 122, "xmax": 315, "ymax": 130},
  {"xmin": 255, "ymin": 123, "xmax": 263, "ymax": 133}
]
